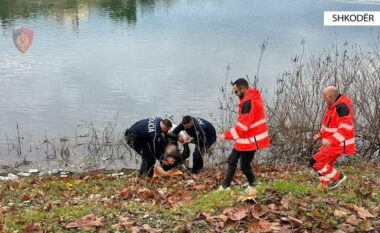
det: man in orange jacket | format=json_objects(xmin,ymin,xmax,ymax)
[
  {"xmin": 218, "ymin": 78, "xmax": 270, "ymax": 191},
  {"xmin": 310, "ymin": 86, "xmax": 355, "ymax": 190}
]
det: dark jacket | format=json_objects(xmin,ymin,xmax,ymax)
[
  {"xmin": 125, "ymin": 117, "xmax": 169, "ymax": 159},
  {"xmin": 172, "ymin": 117, "xmax": 216, "ymax": 148}
]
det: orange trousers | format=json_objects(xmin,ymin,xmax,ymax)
[{"xmin": 310, "ymin": 146, "xmax": 341, "ymax": 185}]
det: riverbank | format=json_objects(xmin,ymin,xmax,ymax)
[{"xmin": 1, "ymin": 163, "xmax": 379, "ymax": 232}]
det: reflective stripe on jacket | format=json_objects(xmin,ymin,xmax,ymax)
[
  {"xmin": 223, "ymin": 88, "xmax": 270, "ymax": 151},
  {"xmin": 320, "ymin": 94, "xmax": 356, "ymax": 155}
]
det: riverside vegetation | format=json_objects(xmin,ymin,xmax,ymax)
[{"xmin": 1, "ymin": 41, "xmax": 380, "ymax": 232}]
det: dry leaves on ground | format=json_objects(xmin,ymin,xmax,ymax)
[{"xmin": 64, "ymin": 214, "xmax": 105, "ymax": 231}]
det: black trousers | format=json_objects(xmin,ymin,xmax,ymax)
[
  {"xmin": 222, "ymin": 149, "xmax": 256, "ymax": 188},
  {"xmin": 125, "ymin": 129, "xmax": 156, "ymax": 177},
  {"xmin": 191, "ymin": 138, "xmax": 216, "ymax": 174},
  {"xmin": 137, "ymin": 146, "xmax": 156, "ymax": 177},
  {"xmin": 191, "ymin": 146, "xmax": 204, "ymax": 174}
]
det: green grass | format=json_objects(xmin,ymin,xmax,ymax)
[
  {"xmin": 272, "ymin": 180, "xmax": 316, "ymax": 196},
  {"xmin": 1, "ymin": 164, "xmax": 379, "ymax": 232},
  {"xmin": 171, "ymin": 189, "xmax": 238, "ymax": 216}
]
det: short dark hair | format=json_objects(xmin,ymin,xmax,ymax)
[
  {"xmin": 162, "ymin": 119, "xmax": 172, "ymax": 128},
  {"xmin": 233, "ymin": 78, "xmax": 249, "ymax": 88},
  {"xmin": 182, "ymin": 115, "xmax": 193, "ymax": 125}
]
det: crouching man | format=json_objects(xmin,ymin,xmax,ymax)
[
  {"xmin": 171, "ymin": 115, "xmax": 216, "ymax": 174},
  {"xmin": 310, "ymin": 86, "xmax": 356, "ymax": 190},
  {"xmin": 125, "ymin": 117, "xmax": 174, "ymax": 177}
]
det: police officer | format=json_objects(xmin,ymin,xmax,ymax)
[
  {"xmin": 125, "ymin": 117, "xmax": 174, "ymax": 177},
  {"xmin": 171, "ymin": 115, "xmax": 217, "ymax": 174}
]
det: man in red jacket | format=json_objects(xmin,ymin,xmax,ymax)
[
  {"xmin": 311, "ymin": 86, "xmax": 356, "ymax": 190},
  {"xmin": 218, "ymin": 78, "xmax": 270, "ymax": 191}
]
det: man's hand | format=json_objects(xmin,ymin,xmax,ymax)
[
  {"xmin": 162, "ymin": 157, "xmax": 176, "ymax": 166},
  {"xmin": 218, "ymin": 133, "xmax": 225, "ymax": 140},
  {"xmin": 313, "ymin": 133, "xmax": 321, "ymax": 140},
  {"xmin": 321, "ymin": 138, "xmax": 331, "ymax": 147},
  {"xmin": 178, "ymin": 137, "xmax": 191, "ymax": 144},
  {"xmin": 178, "ymin": 137, "xmax": 185, "ymax": 143}
]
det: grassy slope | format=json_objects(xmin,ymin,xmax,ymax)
[{"xmin": 0, "ymin": 163, "xmax": 379, "ymax": 232}]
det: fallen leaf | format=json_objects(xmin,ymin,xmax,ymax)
[
  {"xmin": 281, "ymin": 197, "xmax": 290, "ymax": 209},
  {"xmin": 21, "ymin": 194, "xmax": 31, "ymax": 202},
  {"xmin": 246, "ymin": 188, "xmax": 258, "ymax": 197},
  {"xmin": 248, "ymin": 221, "xmax": 261, "ymax": 233},
  {"xmin": 337, "ymin": 223, "xmax": 355, "ymax": 232},
  {"xmin": 249, "ymin": 220, "xmax": 272, "ymax": 233},
  {"xmin": 298, "ymin": 206, "xmax": 307, "ymax": 213},
  {"xmin": 43, "ymin": 203, "xmax": 53, "ymax": 212},
  {"xmin": 131, "ymin": 226, "xmax": 140, "ymax": 233},
  {"xmin": 223, "ymin": 207, "xmax": 248, "ymax": 221},
  {"xmin": 369, "ymin": 206, "xmax": 378, "ymax": 217},
  {"xmin": 354, "ymin": 206, "xmax": 374, "ymax": 219},
  {"xmin": 267, "ymin": 203, "xmax": 277, "ymax": 210},
  {"xmin": 237, "ymin": 188, "xmax": 258, "ymax": 202},
  {"xmin": 237, "ymin": 195, "xmax": 257, "ymax": 203},
  {"xmin": 197, "ymin": 212, "xmax": 214, "ymax": 224},
  {"xmin": 345, "ymin": 215, "xmax": 359, "ymax": 226},
  {"xmin": 333, "ymin": 230, "xmax": 346, "ymax": 233},
  {"xmin": 251, "ymin": 204, "xmax": 269, "ymax": 219},
  {"xmin": 334, "ymin": 208, "xmax": 349, "ymax": 218},
  {"xmin": 218, "ymin": 214, "xmax": 229, "ymax": 223},
  {"xmin": 111, "ymin": 223, "xmax": 121, "ymax": 231},
  {"xmin": 142, "ymin": 224, "xmax": 162, "ymax": 233},
  {"xmin": 359, "ymin": 220, "xmax": 373, "ymax": 232},
  {"xmin": 311, "ymin": 208, "xmax": 322, "ymax": 219},
  {"xmin": 288, "ymin": 216, "xmax": 302, "ymax": 227},
  {"xmin": 118, "ymin": 188, "xmax": 131, "ymax": 200},
  {"xmin": 119, "ymin": 216, "xmax": 135, "ymax": 228},
  {"xmin": 24, "ymin": 222, "xmax": 43, "ymax": 233},
  {"xmin": 0, "ymin": 224, "xmax": 5, "ymax": 233},
  {"xmin": 64, "ymin": 214, "xmax": 105, "ymax": 231}
]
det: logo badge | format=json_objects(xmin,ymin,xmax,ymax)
[{"xmin": 12, "ymin": 28, "xmax": 34, "ymax": 53}]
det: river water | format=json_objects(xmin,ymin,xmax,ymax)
[{"xmin": 1, "ymin": 0, "xmax": 380, "ymax": 166}]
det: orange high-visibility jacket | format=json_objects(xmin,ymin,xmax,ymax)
[
  {"xmin": 320, "ymin": 94, "xmax": 356, "ymax": 155},
  {"xmin": 223, "ymin": 88, "xmax": 270, "ymax": 151}
]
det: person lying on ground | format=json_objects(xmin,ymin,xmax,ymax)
[{"xmin": 160, "ymin": 142, "xmax": 190, "ymax": 171}]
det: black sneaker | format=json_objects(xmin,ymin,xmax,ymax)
[{"xmin": 328, "ymin": 173, "xmax": 347, "ymax": 190}]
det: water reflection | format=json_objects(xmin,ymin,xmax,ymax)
[
  {"xmin": 100, "ymin": 0, "xmax": 137, "ymax": 24},
  {"xmin": 47, "ymin": 2, "xmax": 91, "ymax": 32},
  {"xmin": 0, "ymin": 0, "xmax": 161, "ymax": 30}
]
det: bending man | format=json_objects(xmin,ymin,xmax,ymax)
[
  {"xmin": 171, "ymin": 115, "xmax": 216, "ymax": 174},
  {"xmin": 125, "ymin": 117, "xmax": 174, "ymax": 177}
]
